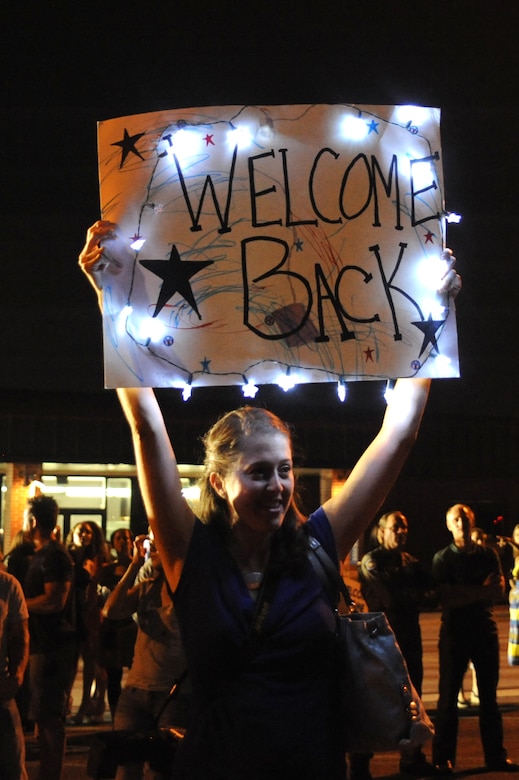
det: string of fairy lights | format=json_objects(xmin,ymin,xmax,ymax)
[{"xmin": 100, "ymin": 104, "xmax": 461, "ymax": 402}]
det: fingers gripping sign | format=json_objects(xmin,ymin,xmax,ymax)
[{"xmin": 78, "ymin": 220, "xmax": 117, "ymax": 292}]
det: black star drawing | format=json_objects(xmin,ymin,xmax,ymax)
[
  {"xmin": 411, "ymin": 313, "xmax": 445, "ymax": 356},
  {"xmin": 140, "ymin": 245, "xmax": 214, "ymax": 318},
  {"xmin": 111, "ymin": 128, "xmax": 146, "ymax": 168}
]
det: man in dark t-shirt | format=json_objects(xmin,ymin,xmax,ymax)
[
  {"xmin": 432, "ymin": 503, "xmax": 518, "ymax": 775},
  {"xmin": 24, "ymin": 496, "xmax": 77, "ymax": 780},
  {"xmin": 353, "ymin": 511, "xmax": 437, "ymax": 779}
]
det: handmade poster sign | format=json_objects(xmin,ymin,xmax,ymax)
[{"xmin": 97, "ymin": 104, "xmax": 460, "ymax": 393}]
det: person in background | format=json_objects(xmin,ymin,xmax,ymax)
[
  {"xmin": 5, "ymin": 523, "xmax": 36, "ymax": 731},
  {"xmin": 103, "ymin": 531, "xmax": 190, "ymax": 780},
  {"xmin": 80, "ymin": 219, "xmax": 431, "ymax": 780},
  {"xmin": 456, "ymin": 527, "xmax": 488, "ymax": 709},
  {"xmin": 507, "ymin": 559, "xmax": 519, "ymax": 668},
  {"xmin": 0, "ymin": 568, "xmax": 30, "ymax": 780},
  {"xmin": 98, "ymin": 527, "xmax": 138, "ymax": 720},
  {"xmin": 24, "ymin": 495, "xmax": 77, "ymax": 780},
  {"xmin": 5, "ymin": 528, "xmax": 35, "ymax": 586},
  {"xmin": 353, "ymin": 511, "xmax": 437, "ymax": 779},
  {"xmin": 497, "ymin": 523, "xmax": 519, "ymax": 586},
  {"xmin": 67, "ymin": 520, "xmax": 110, "ymax": 724},
  {"xmin": 432, "ymin": 503, "xmax": 518, "ymax": 775}
]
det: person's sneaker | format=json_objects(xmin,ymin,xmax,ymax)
[
  {"xmin": 350, "ymin": 771, "xmax": 372, "ymax": 780},
  {"xmin": 434, "ymin": 760, "xmax": 454, "ymax": 776},
  {"xmin": 349, "ymin": 756, "xmax": 373, "ymax": 780},
  {"xmin": 399, "ymin": 758, "xmax": 437, "ymax": 776},
  {"xmin": 485, "ymin": 758, "xmax": 519, "ymax": 772}
]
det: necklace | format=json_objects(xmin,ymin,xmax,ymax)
[{"xmin": 242, "ymin": 570, "xmax": 264, "ymax": 590}]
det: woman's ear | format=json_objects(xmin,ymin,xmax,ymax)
[{"xmin": 209, "ymin": 472, "xmax": 226, "ymax": 499}]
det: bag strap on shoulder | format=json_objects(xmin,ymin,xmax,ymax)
[{"xmin": 307, "ymin": 535, "xmax": 357, "ymax": 612}]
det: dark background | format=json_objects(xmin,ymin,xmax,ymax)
[{"xmin": 2, "ymin": 0, "xmax": 519, "ymax": 554}]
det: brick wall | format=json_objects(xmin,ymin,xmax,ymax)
[{"xmin": 2, "ymin": 462, "xmax": 42, "ymax": 554}]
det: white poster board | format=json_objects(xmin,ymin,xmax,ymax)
[{"xmin": 97, "ymin": 104, "xmax": 459, "ymax": 391}]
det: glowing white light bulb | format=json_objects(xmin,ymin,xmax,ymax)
[
  {"xmin": 446, "ymin": 212, "xmax": 462, "ymax": 224},
  {"xmin": 411, "ymin": 160, "xmax": 436, "ymax": 190},
  {"xmin": 130, "ymin": 237, "xmax": 146, "ymax": 251},
  {"xmin": 341, "ymin": 115, "xmax": 368, "ymax": 141},
  {"xmin": 138, "ymin": 316, "xmax": 166, "ymax": 343},
  {"xmin": 425, "ymin": 300, "xmax": 447, "ymax": 319},
  {"xmin": 394, "ymin": 105, "xmax": 430, "ymax": 127},
  {"xmin": 171, "ymin": 128, "xmax": 200, "ymax": 159},
  {"xmin": 258, "ymin": 116, "xmax": 274, "ymax": 141},
  {"xmin": 337, "ymin": 380, "xmax": 347, "ymax": 403},
  {"xmin": 384, "ymin": 379, "xmax": 396, "ymax": 404},
  {"xmin": 417, "ymin": 256, "xmax": 444, "ymax": 289},
  {"xmin": 277, "ymin": 368, "xmax": 300, "ymax": 392},
  {"xmin": 227, "ymin": 125, "xmax": 253, "ymax": 149},
  {"xmin": 182, "ymin": 382, "xmax": 192, "ymax": 401},
  {"xmin": 242, "ymin": 379, "xmax": 259, "ymax": 398},
  {"xmin": 435, "ymin": 354, "xmax": 451, "ymax": 369}
]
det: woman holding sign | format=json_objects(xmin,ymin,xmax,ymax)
[{"xmin": 79, "ymin": 219, "xmax": 431, "ymax": 780}]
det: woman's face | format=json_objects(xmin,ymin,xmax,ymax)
[
  {"xmin": 112, "ymin": 530, "xmax": 132, "ymax": 555},
  {"xmin": 212, "ymin": 431, "xmax": 294, "ymax": 536},
  {"xmin": 75, "ymin": 523, "xmax": 93, "ymax": 546}
]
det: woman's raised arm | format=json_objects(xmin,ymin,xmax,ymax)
[
  {"xmin": 79, "ymin": 221, "xmax": 195, "ymax": 591},
  {"xmin": 116, "ymin": 388, "xmax": 195, "ymax": 590},
  {"xmin": 323, "ymin": 378, "xmax": 430, "ymax": 560}
]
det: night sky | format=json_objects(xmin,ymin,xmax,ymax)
[{"xmin": 2, "ymin": 0, "xmax": 519, "ymax": 421}]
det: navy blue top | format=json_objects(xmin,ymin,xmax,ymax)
[{"xmin": 173, "ymin": 506, "xmax": 345, "ymax": 779}]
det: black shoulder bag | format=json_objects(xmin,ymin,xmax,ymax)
[
  {"xmin": 308, "ymin": 535, "xmax": 434, "ymax": 754},
  {"xmin": 87, "ymin": 670, "xmax": 188, "ymax": 779}
]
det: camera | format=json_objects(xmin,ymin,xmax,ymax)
[{"xmin": 142, "ymin": 536, "xmax": 156, "ymax": 561}]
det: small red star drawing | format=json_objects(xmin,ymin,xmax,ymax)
[
  {"xmin": 364, "ymin": 347, "xmax": 374, "ymax": 362},
  {"xmin": 424, "ymin": 231, "xmax": 435, "ymax": 244},
  {"xmin": 204, "ymin": 134, "xmax": 215, "ymax": 146}
]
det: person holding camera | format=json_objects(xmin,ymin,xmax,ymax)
[{"xmin": 102, "ymin": 532, "xmax": 190, "ymax": 780}]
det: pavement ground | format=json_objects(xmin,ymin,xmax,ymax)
[{"xmin": 24, "ymin": 606, "xmax": 519, "ymax": 779}]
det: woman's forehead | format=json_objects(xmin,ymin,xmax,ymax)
[{"xmin": 236, "ymin": 431, "xmax": 292, "ymax": 462}]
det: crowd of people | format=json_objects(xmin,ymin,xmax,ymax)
[
  {"xmin": 0, "ymin": 495, "xmax": 187, "ymax": 780},
  {"xmin": 2, "ymin": 490, "xmax": 519, "ymax": 780}
]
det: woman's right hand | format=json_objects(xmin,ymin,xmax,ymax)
[
  {"xmin": 133, "ymin": 534, "xmax": 148, "ymax": 565},
  {"xmin": 78, "ymin": 220, "xmax": 117, "ymax": 295}
]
